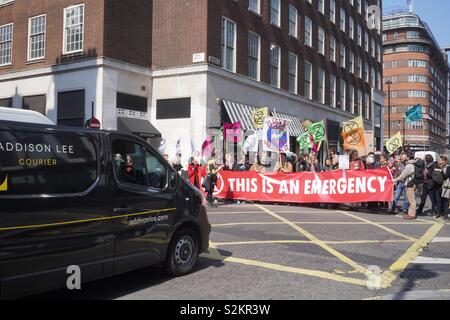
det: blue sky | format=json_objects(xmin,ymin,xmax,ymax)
[{"xmin": 384, "ymin": 0, "xmax": 450, "ymax": 48}]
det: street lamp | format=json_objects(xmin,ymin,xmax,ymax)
[{"xmin": 386, "ymin": 80, "xmax": 393, "ymax": 138}]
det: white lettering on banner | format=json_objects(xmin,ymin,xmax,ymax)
[
  {"xmin": 302, "ymin": 177, "xmax": 385, "ymax": 196},
  {"xmin": 368, "ymin": 177, "xmax": 377, "ymax": 193},
  {"xmin": 228, "ymin": 178, "xmax": 258, "ymax": 193},
  {"xmin": 378, "ymin": 176, "xmax": 387, "ymax": 192}
]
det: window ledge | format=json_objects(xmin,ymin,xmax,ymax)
[
  {"xmin": 270, "ymin": 23, "xmax": 281, "ymax": 31},
  {"xmin": 26, "ymin": 58, "xmax": 45, "ymax": 65},
  {"xmin": 0, "ymin": 1, "xmax": 14, "ymax": 9},
  {"xmin": 248, "ymin": 8, "xmax": 262, "ymax": 18},
  {"xmin": 0, "ymin": 63, "xmax": 12, "ymax": 70}
]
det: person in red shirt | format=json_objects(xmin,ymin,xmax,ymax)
[
  {"xmin": 349, "ymin": 150, "xmax": 366, "ymax": 171},
  {"xmin": 187, "ymin": 157, "xmax": 201, "ymax": 189}
]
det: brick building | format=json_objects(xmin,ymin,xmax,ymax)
[
  {"xmin": 382, "ymin": 10, "xmax": 450, "ymax": 153},
  {"xmin": 0, "ymin": 0, "xmax": 384, "ymax": 165}
]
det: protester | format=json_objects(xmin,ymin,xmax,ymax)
[
  {"xmin": 187, "ymin": 157, "xmax": 201, "ymax": 189},
  {"xmin": 233, "ymin": 154, "xmax": 250, "ymax": 171},
  {"xmin": 275, "ymin": 153, "xmax": 293, "ymax": 173},
  {"xmin": 391, "ymin": 154, "xmax": 409, "ymax": 215},
  {"xmin": 349, "ymin": 150, "xmax": 365, "ymax": 171},
  {"xmin": 172, "ymin": 153, "xmax": 183, "ymax": 173},
  {"xmin": 417, "ymin": 154, "xmax": 439, "ymax": 216},
  {"xmin": 440, "ymin": 156, "xmax": 450, "ymax": 221},
  {"xmin": 394, "ymin": 152, "xmax": 419, "ymax": 220},
  {"xmin": 295, "ymin": 154, "xmax": 309, "ymax": 172},
  {"xmin": 202, "ymin": 153, "xmax": 223, "ymax": 207}
]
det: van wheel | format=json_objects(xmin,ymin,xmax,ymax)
[{"xmin": 163, "ymin": 228, "xmax": 199, "ymax": 276}]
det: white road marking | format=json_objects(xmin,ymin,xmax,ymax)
[
  {"xmin": 412, "ymin": 257, "xmax": 450, "ymax": 265},
  {"xmin": 431, "ymin": 237, "xmax": 450, "ymax": 243}
]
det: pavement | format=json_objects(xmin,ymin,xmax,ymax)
[{"xmin": 29, "ymin": 203, "xmax": 450, "ymax": 300}]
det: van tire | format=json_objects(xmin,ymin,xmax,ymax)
[{"xmin": 163, "ymin": 228, "xmax": 199, "ymax": 276}]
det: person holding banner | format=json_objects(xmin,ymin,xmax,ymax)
[
  {"xmin": 203, "ymin": 154, "xmax": 224, "ymax": 207},
  {"xmin": 349, "ymin": 150, "xmax": 366, "ymax": 171},
  {"xmin": 275, "ymin": 153, "xmax": 293, "ymax": 173}
]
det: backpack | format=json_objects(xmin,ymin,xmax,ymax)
[
  {"xmin": 410, "ymin": 159, "xmax": 425, "ymax": 186},
  {"xmin": 432, "ymin": 168, "xmax": 445, "ymax": 186}
]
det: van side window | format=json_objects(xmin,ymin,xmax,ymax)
[
  {"xmin": 144, "ymin": 150, "xmax": 167, "ymax": 190},
  {"xmin": 112, "ymin": 141, "xmax": 148, "ymax": 187}
]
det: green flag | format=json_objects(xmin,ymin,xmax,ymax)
[
  {"xmin": 297, "ymin": 132, "xmax": 313, "ymax": 150},
  {"xmin": 307, "ymin": 121, "xmax": 327, "ymax": 143}
]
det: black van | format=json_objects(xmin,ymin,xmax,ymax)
[{"xmin": 0, "ymin": 120, "xmax": 210, "ymax": 299}]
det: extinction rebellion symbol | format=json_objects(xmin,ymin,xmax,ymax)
[
  {"xmin": 344, "ymin": 120, "xmax": 361, "ymax": 132},
  {"xmin": 310, "ymin": 123, "xmax": 325, "ymax": 141},
  {"xmin": 387, "ymin": 138, "xmax": 401, "ymax": 154},
  {"xmin": 253, "ymin": 110, "xmax": 265, "ymax": 128},
  {"xmin": 344, "ymin": 130, "xmax": 362, "ymax": 146}
]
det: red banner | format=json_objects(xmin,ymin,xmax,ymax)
[{"xmin": 203, "ymin": 169, "xmax": 394, "ymax": 204}]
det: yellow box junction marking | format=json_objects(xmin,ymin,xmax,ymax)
[
  {"xmin": 338, "ymin": 210, "xmax": 417, "ymax": 242},
  {"xmin": 203, "ymin": 241, "xmax": 368, "ymax": 287},
  {"xmin": 255, "ymin": 205, "xmax": 369, "ymax": 276},
  {"xmin": 205, "ymin": 204, "xmax": 444, "ymax": 289}
]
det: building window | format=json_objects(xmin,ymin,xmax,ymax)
[
  {"xmin": 28, "ymin": 15, "xmax": 46, "ymax": 61},
  {"xmin": 330, "ymin": 74, "xmax": 336, "ymax": 108},
  {"xmin": 288, "ymin": 52, "xmax": 298, "ymax": 94},
  {"xmin": 63, "ymin": 4, "xmax": 84, "ymax": 54},
  {"xmin": 23, "ymin": 94, "xmax": 46, "ymax": 115},
  {"xmin": 249, "ymin": 0, "xmax": 260, "ymax": 14},
  {"xmin": 349, "ymin": 17, "xmax": 354, "ymax": 39},
  {"xmin": 357, "ymin": 90, "xmax": 363, "ymax": 116},
  {"xmin": 318, "ymin": 0, "xmax": 325, "ymax": 14},
  {"xmin": 0, "ymin": 0, "xmax": 14, "ymax": 5},
  {"xmin": 318, "ymin": 27, "xmax": 325, "ymax": 55},
  {"xmin": 329, "ymin": 36, "xmax": 336, "ymax": 62},
  {"xmin": 330, "ymin": 0, "xmax": 336, "ymax": 23},
  {"xmin": 340, "ymin": 8, "xmax": 346, "ymax": 31},
  {"xmin": 0, "ymin": 23, "xmax": 13, "ymax": 66},
  {"xmin": 57, "ymin": 90, "xmax": 85, "ymax": 127},
  {"xmin": 349, "ymin": 51, "xmax": 354, "ymax": 74},
  {"xmin": 248, "ymin": 32, "xmax": 260, "ymax": 80},
  {"xmin": 304, "ymin": 17, "xmax": 312, "ymax": 47},
  {"xmin": 339, "ymin": 44, "xmax": 346, "ymax": 68},
  {"xmin": 365, "ymin": 93, "xmax": 371, "ymax": 119},
  {"xmin": 270, "ymin": 44, "xmax": 280, "ymax": 88},
  {"xmin": 339, "ymin": 79, "xmax": 346, "ymax": 110},
  {"xmin": 271, "ymin": 0, "xmax": 281, "ymax": 27},
  {"xmin": 317, "ymin": 68, "xmax": 325, "ymax": 104},
  {"xmin": 0, "ymin": 97, "xmax": 12, "ymax": 108},
  {"xmin": 156, "ymin": 98, "xmax": 191, "ymax": 120},
  {"xmin": 222, "ymin": 17, "xmax": 236, "ymax": 72},
  {"xmin": 289, "ymin": 5, "xmax": 298, "ymax": 37},
  {"xmin": 304, "ymin": 61, "xmax": 313, "ymax": 100},
  {"xmin": 349, "ymin": 85, "xmax": 355, "ymax": 113}
]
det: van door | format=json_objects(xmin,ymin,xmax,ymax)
[
  {"xmin": 0, "ymin": 126, "xmax": 112, "ymax": 298},
  {"xmin": 108, "ymin": 135, "xmax": 177, "ymax": 272}
]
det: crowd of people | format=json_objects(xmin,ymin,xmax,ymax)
[{"xmin": 163, "ymin": 150, "xmax": 450, "ymax": 220}]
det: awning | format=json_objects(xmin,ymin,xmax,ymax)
[
  {"xmin": 117, "ymin": 117, "xmax": 161, "ymax": 139},
  {"xmin": 222, "ymin": 99, "xmax": 305, "ymax": 137},
  {"xmin": 272, "ymin": 111, "xmax": 305, "ymax": 137},
  {"xmin": 222, "ymin": 100, "xmax": 258, "ymax": 131}
]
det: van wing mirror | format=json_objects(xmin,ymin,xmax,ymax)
[{"xmin": 169, "ymin": 171, "xmax": 177, "ymax": 189}]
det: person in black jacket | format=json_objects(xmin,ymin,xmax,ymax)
[
  {"xmin": 417, "ymin": 155, "xmax": 440, "ymax": 217},
  {"xmin": 439, "ymin": 156, "xmax": 450, "ymax": 220}
]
